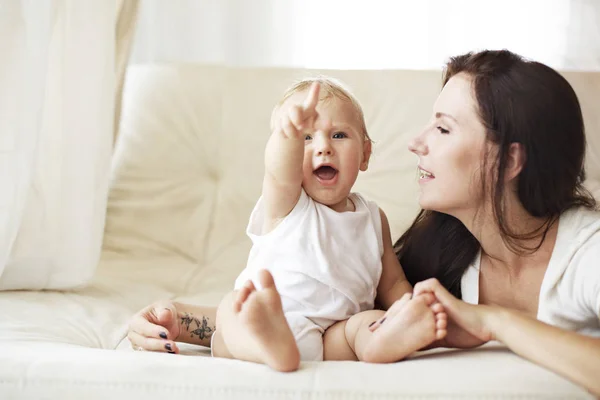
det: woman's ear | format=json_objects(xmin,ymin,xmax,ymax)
[
  {"xmin": 505, "ymin": 142, "xmax": 526, "ymax": 182},
  {"xmin": 360, "ymin": 140, "xmax": 372, "ymax": 171}
]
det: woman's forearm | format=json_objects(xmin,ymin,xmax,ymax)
[
  {"xmin": 173, "ymin": 302, "xmax": 217, "ymax": 347},
  {"xmin": 490, "ymin": 308, "xmax": 600, "ymax": 396}
]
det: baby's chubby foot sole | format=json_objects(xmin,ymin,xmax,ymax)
[
  {"xmin": 235, "ymin": 269, "xmax": 300, "ymax": 372},
  {"xmin": 363, "ymin": 294, "xmax": 445, "ymax": 363}
]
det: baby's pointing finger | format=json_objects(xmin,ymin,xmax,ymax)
[{"xmin": 302, "ymin": 82, "xmax": 320, "ymax": 114}]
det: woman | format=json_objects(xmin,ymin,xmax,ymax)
[{"xmin": 367, "ymin": 49, "xmax": 600, "ymax": 395}]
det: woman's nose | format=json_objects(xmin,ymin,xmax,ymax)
[{"xmin": 408, "ymin": 134, "xmax": 427, "ymax": 155}]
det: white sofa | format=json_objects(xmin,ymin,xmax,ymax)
[{"xmin": 1, "ymin": 64, "xmax": 599, "ymax": 399}]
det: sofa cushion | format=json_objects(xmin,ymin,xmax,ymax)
[{"xmin": 0, "ymin": 338, "xmax": 592, "ymax": 400}]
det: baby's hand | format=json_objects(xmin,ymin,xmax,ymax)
[
  {"xmin": 276, "ymin": 81, "xmax": 320, "ymax": 139},
  {"xmin": 128, "ymin": 301, "xmax": 181, "ymax": 354}
]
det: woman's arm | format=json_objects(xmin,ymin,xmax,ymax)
[
  {"xmin": 128, "ymin": 301, "xmax": 217, "ymax": 353},
  {"xmin": 173, "ymin": 302, "xmax": 217, "ymax": 346},
  {"xmin": 414, "ymin": 279, "xmax": 600, "ymax": 396},
  {"xmin": 490, "ymin": 307, "xmax": 600, "ymax": 396}
]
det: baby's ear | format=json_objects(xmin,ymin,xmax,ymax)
[{"xmin": 360, "ymin": 140, "xmax": 372, "ymax": 171}]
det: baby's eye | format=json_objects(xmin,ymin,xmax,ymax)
[
  {"xmin": 332, "ymin": 132, "xmax": 347, "ymax": 139},
  {"xmin": 304, "ymin": 134, "xmax": 312, "ymax": 141},
  {"xmin": 436, "ymin": 126, "xmax": 450, "ymax": 134}
]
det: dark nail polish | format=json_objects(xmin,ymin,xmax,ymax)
[
  {"xmin": 368, "ymin": 321, "xmax": 376, "ymax": 328},
  {"xmin": 380, "ymin": 318, "xmax": 386, "ymax": 325},
  {"xmin": 159, "ymin": 332, "xmax": 167, "ymax": 339},
  {"xmin": 165, "ymin": 343, "xmax": 172, "ymax": 351},
  {"xmin": 168, "ymin": 351, "xmax": 176, "ymax": 354}
]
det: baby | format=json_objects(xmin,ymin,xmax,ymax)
[{"xmin": 209, "ymin": 77, "xmax": 446, "ymax": 371}]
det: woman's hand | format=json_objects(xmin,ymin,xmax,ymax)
[
  {"xmin": 127, "ymin": 301, "xmax": 181, "ymax": 354},
  {"xmin": 413, "ymin": 278, "xmax": 497, "ymax": 344},
  {"xmin": 435, "ymin": 320, "xmax": 488, "ymax": 349}
]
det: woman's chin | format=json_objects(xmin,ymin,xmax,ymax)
[
  {"xmin": 418, "ymin": 196, "xmax": 434, "ymax": 210},
  {"xmin": 418, "ymin": 197, "xmax": 445, "ymax": 213}
]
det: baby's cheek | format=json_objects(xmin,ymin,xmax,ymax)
[
  {"xmin": 301, "ymin": 154, "xmax": 312, "ymax": 169},
  {"xmin": 302, "ymin": 160, "xmax": 315, "ymax": 182},
  {"xmin": 348, "ymin": 151, "xmax": 363, "ymax": 165}
]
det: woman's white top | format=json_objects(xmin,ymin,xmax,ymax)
[{"xmin": 461, "ymin": 207, "xmax": 600, "ymax": 337}]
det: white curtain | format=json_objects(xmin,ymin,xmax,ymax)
[
  {"xmin": 0, "ymin": 0, "xmax": 138, "ymax": 290},
  {"xmin": 564, "ymin": 0, "xmax": 600, "ymax": 70},
  {"xmin": 129, "ymin": 0, "xmax": 600, "ymax": 71}
]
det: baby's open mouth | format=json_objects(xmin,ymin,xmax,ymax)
[{"xmin": 313, "ymin": 165, "xmax": 338, "ymax": 181}]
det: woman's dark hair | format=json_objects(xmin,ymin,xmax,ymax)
[{"xmin": 395, "ymin": 49, "xmax": 597, "ymax": 298}]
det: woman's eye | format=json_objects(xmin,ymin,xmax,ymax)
[
  {"xmin": 436, "ymin": 126, "xmax": 450, "ymax": 134},
  {"xmin": 332, "ymin": 132, "xmax": 347, "ymax": 139},
  {"xmin": 304, "ymin": 134, "xmax": 312, "ymax": 140}
]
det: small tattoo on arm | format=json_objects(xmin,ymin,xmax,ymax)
[{"xmin": 180, "ymin": 313, "xmax": 214, "ymax": 340}]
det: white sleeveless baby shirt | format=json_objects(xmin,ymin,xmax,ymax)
[{"xmin": 235, "ymin": 188, "xmax": 384, "ymax": 324}]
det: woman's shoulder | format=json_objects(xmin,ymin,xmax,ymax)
[
  {"xmin": 560, "ymin": 205, "xmax": 600, "ymax": 222},
  {"xmin": 559, "ymin": 206, "xmax": 600, "ymax": 245},
  {"xmin": 554, "ymin": 206, "xmax": 600, "ymax": 284},
  {"xmin": 541, "ymin": 207, "xmax": 600, "ymax": 332}
]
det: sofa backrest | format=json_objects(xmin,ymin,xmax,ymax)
[{"xmin": 104, "ymin": 65, "xmax": 600, "ymax": 289}]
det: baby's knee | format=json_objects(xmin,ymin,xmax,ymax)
[
  {"xmin": 215, "ymin": 290, "xmax": 238, "ymax": 328},
  {"xmin": 323, "ymin": 320, "xmax": 357, "ymax": 361},
  {"xmin": 217, "ymin": 290, "xmax": 237, "ymax": 309}
]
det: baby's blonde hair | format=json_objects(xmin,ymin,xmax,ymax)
[{"xmin": 273, "ymin": 76, "xmax": 373, "ymax": 144}]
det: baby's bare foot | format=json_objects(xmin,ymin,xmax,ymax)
[
  {"xmin": 235, "ymin": 269, "xmax": 300, "ymax": 372},
  {"xmin": 431, "ymin": 301, "xmax": 448, "ymax": 340},
  {"xmin": 364, "ymin": 294, "xmax": 444, "ymax": 363}
]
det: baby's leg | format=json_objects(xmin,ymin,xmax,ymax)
[
  {"xmin": 212, "ymin": 269, "xmax": 300, "ymax": 372},
  {"xmin": 323, "ymin": 318, "xmax": 361, "ymax": 361},
  {"xmin": 323, "ymin": 312, "xmax": 383, "ymax": 361},
  {"xmin": 324, "ymin": 294, "xmax": 447, "ymax": 363}
]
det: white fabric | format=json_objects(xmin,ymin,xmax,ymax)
[
  {"xmin": 285, "ymin": 314, "xmax": 326, "ymax": 361},
  {"xmin": 2, "ymin": 65, "xmax": 599, "ymax": 399},
  {"xmin": 461, "ymin": 207, "xmax": 600, "ymax": 336},
  {"xmin": 0, "ymin": 1, "xmax": 117, "ymax": 290},
  {"xmin": 1, "ymin": 339, "xmax": 591, "ymax": 400},
  {"xmin": 234, "ymin": 189, "xmax": 383, "ymax": 360}
]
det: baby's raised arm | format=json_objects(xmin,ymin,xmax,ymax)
[{"xmin": 261, "ymin": 82, "xmax": 320, "ymax": 233}]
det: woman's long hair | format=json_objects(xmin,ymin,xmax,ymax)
[{"xmin": 395, "ymin": 50, "xmax": 596, "ymax": 298}]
